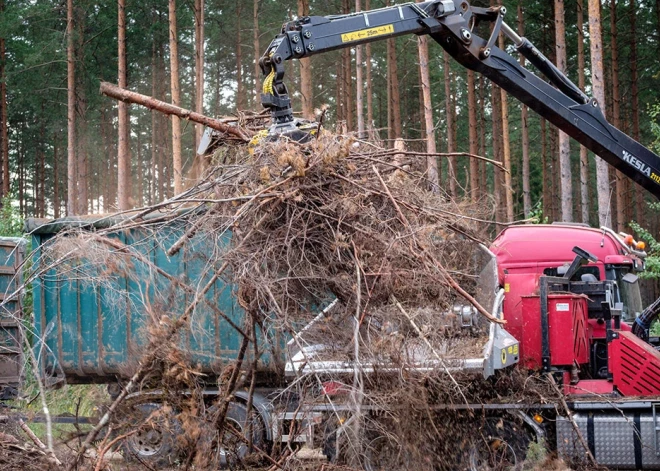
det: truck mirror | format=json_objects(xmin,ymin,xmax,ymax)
[{"xmin": 622, "ymin": 272, "xmax": 638, "ymax": 284}]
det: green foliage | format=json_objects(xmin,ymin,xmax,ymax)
[
  {"xmin": 523, "ymin": 439, "xmax": 548, "ymax": 470},
  {"xmin": 649, "ymin": 103, "xmax": 660, "ymax": 154},
  {"xmin": 528, "ymin": 201, "xmax": 549, "ymax": 224},
  {"xmin": 0, "ymin": 195, "xmax": 23, "ymax": 238},
  {"xmin": 630, "ymin": 221, "xmax": 660, "ymax": 279},
  {"xmin": 650, "ymin": 321, "xmax": 660, "ymax": 337},
  {"xmin": 631, "ymin": 104, "xmax": 660, "ymax": 280},
  {"xmin": 19, "ymin": 359, "xmax": 104, "ymax": 439}
]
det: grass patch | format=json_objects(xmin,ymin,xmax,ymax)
[
  {"xmin": 9, "ymin": 364, "xmax": 107, "ymax": 442},
  {"xmin": 523, "ymin": 439, "xmax": 548, "ymax": 470}
]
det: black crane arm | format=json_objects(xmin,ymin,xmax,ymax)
[{"xmin": 260, "ymin": 0, "xmax": 660, "ymax": 199}]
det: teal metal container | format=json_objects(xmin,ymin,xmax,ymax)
[
  {"xmin": 27, "ymin": 213, "xmax": 276, "ymax": 384},
  {"xmin": 0, "ymin": 237, "xmax": 26, "ymax": 397}
]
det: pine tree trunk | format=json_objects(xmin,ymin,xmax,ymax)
[
  {"xmin": 18, "ymin": 135, "xmax": 23, "ymax": 216},
  {"xmin": 169, "ymin": 0, "xmax": 182, "ymax": 196},
  {"xmin": 555, "ymin": 0, "xmax": 573, "ymax": 222},
  {"xmin": 608, "ymin": 0, "xmax": 625, "ymax": 231},
  {"xmin": 40, "ymin": 159, "xmax": 45, "ymax": 216},
  {"xmin": 151, "ymin": 41, "xmax": 157, "ymax": 206},
  {"xmin": 444, "ymin": 52, "xmax": 456, "ymax": 196},
  {"xmin": 194, "ymin": 0, "xmax": 205, "ymax": 148},
  {"xmin": 236, "ymin": 3, "xmax": 246, "ymax": 111},
  {"xmin": 93, "ymin": 156, "xmax": 99, "ymax": 213},
  {"xmin": 76, "ymin": 92, "xmax": 88, "ymax": 215},
  {"xmin": 551, "ymin": 126, "xmax": 559, "ymax": 222},
  {"xmin": 74, "ymin": 7, "xmax": 88, "ymax": 215},
  {"xmin": 118, "ymin": 0, "xmax": 130, "ymax": 210},
  {"xmin": 253, "ymin": 0, "xmax": 260, "ymax": 105},
  {"xmin": 541, "ymin": 123, "xmax": 549, "ymax": 220},
  {"xmin": 337, "ymin": 57, "xmax": 345, "ymax": 126},
  {"xmin": 492, "ymin": 79, "xmax": 503, "ymax": 223},
  {"xmin": 490, "ymin": 0, "xmax": 504, "ymax": 221},
  {"xmin": 157, "ymin": 38, "xmax": 168, "ymax": 202},
  {"xmin": 467, "ymin": 70, "xmax": 478, "ymax": 201},
  {"xmin": 541, "ymin": 5, "xmax": 551, "ymax": 221},
  {"xmin": 499, "ymin": 80, "xmax": 514, "ymax": 222},
  {"xmin": 343, "ymin": 46, "xmax": 353, "ymax": 131},
  {"xmin": 548, "ymin": 3, "xmax": 559, "ymax": 222},
  {"xmin": 160, "ymin": 36, "xmax": 171, "ymax": 199},
  {"xmin": 588, "ymin": 0, "xmax": 611, "ymax": 228},
  {"xmin": 342, "ymin": 0, "xmax": 354, "ymax": 132},
  {"xmin": 136, "ymin": 127, "xmax": 143, "ymax": 207},
  {"xmin": 32, "ymin": 159, "xmax": 36, "ymax": 216},
  {"xmin": 100, "ymin": 105, "xmax": 109, "ymax": 211},
  {"xmin": 386, "ymin": 2, "xmax": 402, "ymax": 140},
  {"xmin": 417, "ymin": 4, "xmax": 437, "ymax": 191},
  {"xmin": 355, "ymin": 39, "xmax": 364, "ymax": 136},
  {"xmin": 66, "ymin": 0, "xmax": 77, "ymax": 215},
  {"xmin": 38, "ymin": 119, "xmax": 45, "ymax": 217},
  {"xmin": 418, "ymin": 74, "xmax": 425, "ymax": 147},
  {"xmin": 34, "ymin": 144, "xmax": 40, "ymax": 215},
  {"xmin": 0, "ymin": 0, "xmax": 8, "ymax": 199},
  {"xmin": 298, "ymin": 0, "xmax": 313, "ymax": 119},
  {"xmin": 365, "ymin": 0, "xmax": 373, "ymax": 138},
  {"xmin": 491, "ymin": 73, "xmax": 505, "ymax": 221},
  {"xmin": 356, "ymin": 0, "xmax": 365, "ymax": 138},
  {"xmin": 52, "ymin": 138, "xmax": 58, "ymax": 217},
  {"xmin": 517, "ymin": 2, "xmax": 531, "ymax": 217},
  {"xmin": 577, "ymin": 0, "xmax": 590, "ymax": 224},
  {"xmin": 630, "ymin": 0, "xmax": 644, "ymax": 228},
  {"xmin": 366, "ymin": 40, "xmax": 375, "ymax": 136}
]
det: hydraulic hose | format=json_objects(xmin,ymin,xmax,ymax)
[{"xmin": 633, "ymin": 297, "xmax": 660, "ymax": 341}]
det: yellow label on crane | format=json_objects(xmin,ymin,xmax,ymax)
[{"xmin": 341, "ymin": 24, "xmax": 395, "ymax": 43}]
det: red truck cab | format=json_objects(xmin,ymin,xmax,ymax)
[{"xmin": 489, "ymin": 224, "xmax": 649, "ymax": 395}]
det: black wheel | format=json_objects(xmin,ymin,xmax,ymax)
[
  {"xmin": 321, "ymin": 417, "xmax": 338, "ymax": 463},
  {"xmin": 121, "ymin": 402, "xmax": 181, "ymax": 467},
  {"xmin": 466, "ymin": 418, "xmax": 531, "ymax": 471},
  {"xmin": 206, "ymin": 401, "xmax": 265, "ymax": 469}
]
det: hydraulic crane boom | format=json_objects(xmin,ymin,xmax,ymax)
[{"xmin": 260, "ymin": 0, "xmax": 660, "ymax": 199}]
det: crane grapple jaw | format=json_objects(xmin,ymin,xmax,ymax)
[{"xmin": 266, "ymin": 119, "xmax": 317, "ymax": 143}]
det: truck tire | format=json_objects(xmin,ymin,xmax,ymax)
[
  {"xmin": 121, "ymin": 402, "xmax": 182, "ymax": 468},
  {"xmin": 210, "ymin": 401, "xmax": 266, "ymax": 469},
  {"xmin": 465, "ymin": 417, "xmax": 530, "ymax": 471}
]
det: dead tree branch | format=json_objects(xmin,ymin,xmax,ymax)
[
  {"xmin": 100, "ymin": 81, "xmax": 252, "ymax": 141},
  {"xmin": 362, "ymin": 149, "xmax": 508, "ymax": 172}
]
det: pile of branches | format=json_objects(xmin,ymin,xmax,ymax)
[
  {"xmin": 209, "ymin": 131, "xmax": 497, "ymax": 335},
  {"xmin": 162, "ymin": 131, "xmax": 512, "ymax": 468},
  {"xmin": 195, "ymin": 132, "xmax": 547, "ymax": 468},
  {"xmin": 35, "ymin": 128, "xmax": 556, "ymax": 470}
]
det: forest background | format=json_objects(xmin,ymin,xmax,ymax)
[{"xmin": 0, "ymin": 0, "xmax": 659, "ymax": 238}]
